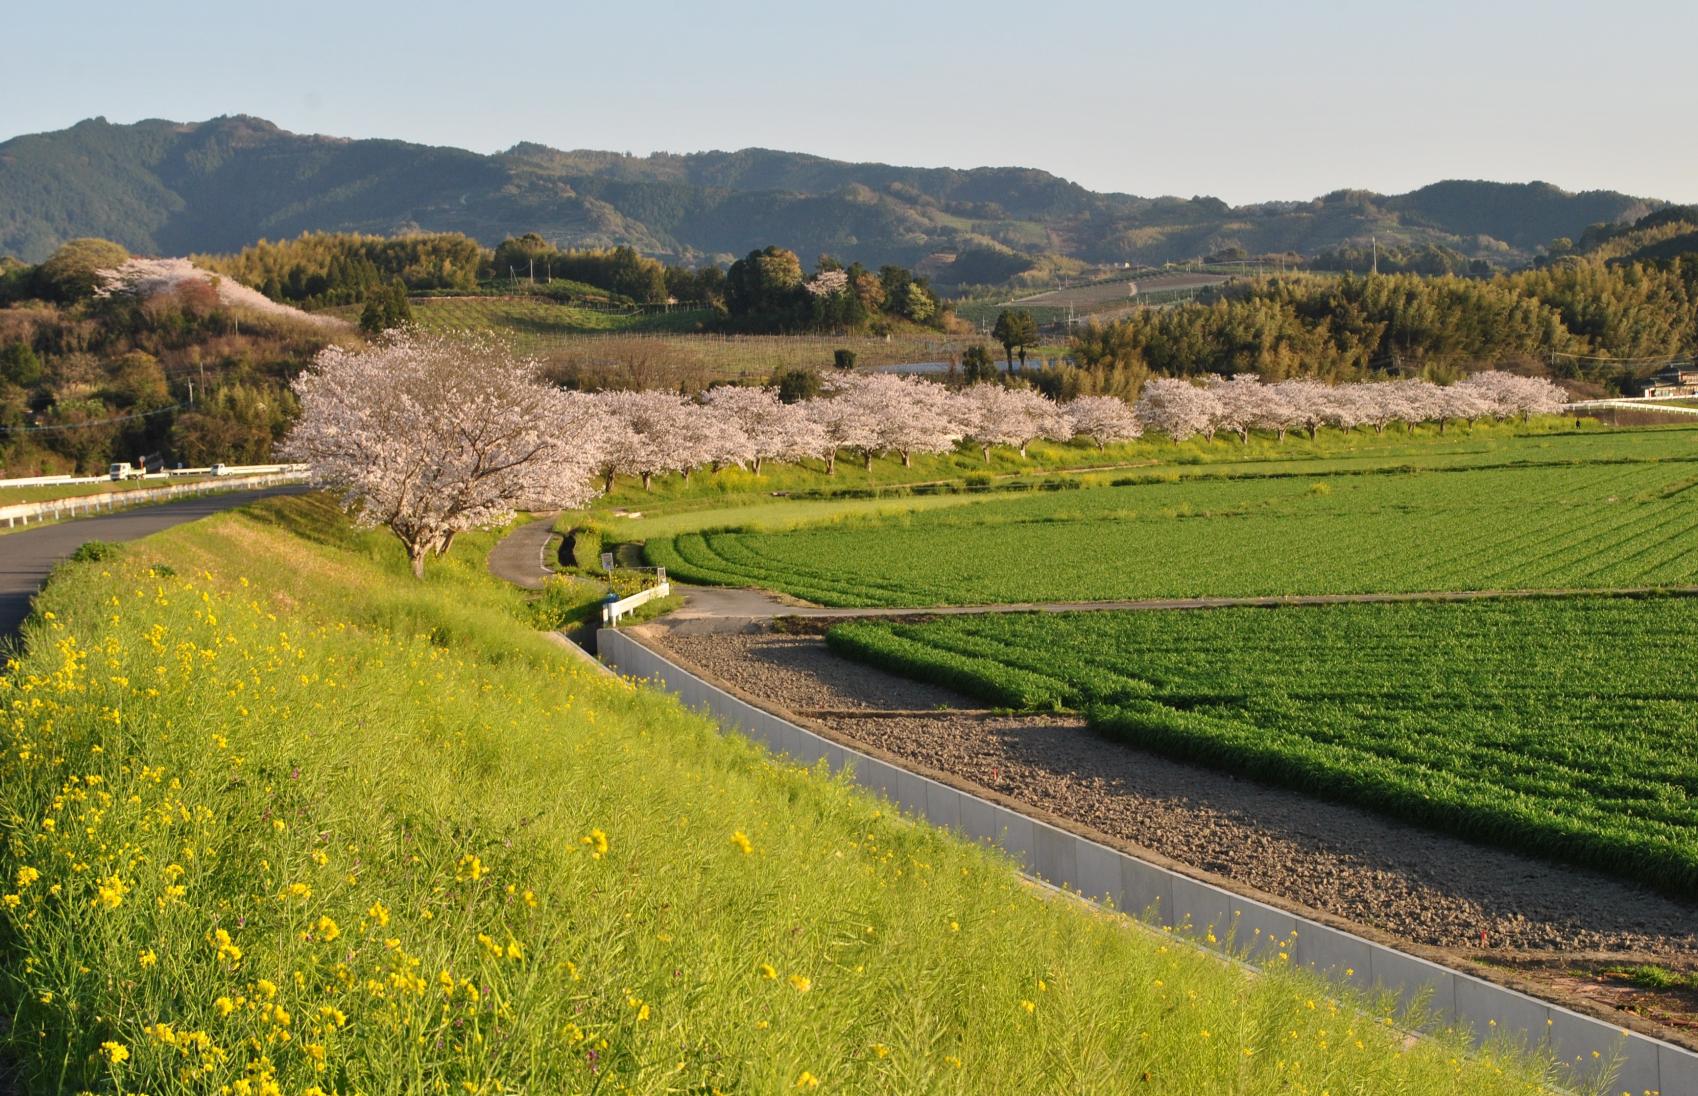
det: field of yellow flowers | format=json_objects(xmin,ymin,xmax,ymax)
[{"xmin": 0, "ymin": 496, "xmax": 1569, "ymax": 1094}]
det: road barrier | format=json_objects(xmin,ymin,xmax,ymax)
[
  {"xmin": 601, "ymin": 579, "xmax": 671, "ymax": 626},
  {"xmin": 0, "ymin": 472, "xmax": 312, "ymax": 529},
  {"xmin": 596, "ymin": 626, "xmax": 1698, "ymax": 1095}
]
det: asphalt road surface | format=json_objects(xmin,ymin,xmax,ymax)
[{"xmin": 0, "ymin": 486, "xmax": 310, "ymax": 642}]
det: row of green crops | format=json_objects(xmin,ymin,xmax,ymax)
[
  {"xmin": 651, "ymin": 431, "xmax": 1698, "ymax": 606},
  {"xmin": 827, "ymin": 594, "xmax": 1698, "ymax": 896}
]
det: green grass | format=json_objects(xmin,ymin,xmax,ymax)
[
  {"xmin": 1604, "ymin": 964, "xmax": 1698, "ymax": 992},
  {"xmin": 649, "ymin": 427, "xmax": 1698, "ymax": 606},
  {"xmin": 0, "ymin": 494, "xmax": 1565, "ymax": 1094},
  {"xmin": 827, "ymin": 594, "xmax": 1698, "ymax": 895}
]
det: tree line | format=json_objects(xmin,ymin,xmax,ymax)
[
  {"xmin": 285, "ymin": 330, "xmax": 1568, "ymax": 576},
  {"xmin": 1065, "ymin": 255, "xmax": 1698, "ymax": 392}
]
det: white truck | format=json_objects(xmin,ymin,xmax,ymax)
[{"xmin": 108, "ymin": 462, "xmax": 143, "ymax": 481}]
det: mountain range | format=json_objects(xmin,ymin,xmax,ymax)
[{"xmin": 0, "ymin": 115, "xmax": 1667, "ymax": 282}]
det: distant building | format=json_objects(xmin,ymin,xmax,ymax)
[{"xmin": 1638, "ymin": 364, "xmax": 1698, "ymax": 398}]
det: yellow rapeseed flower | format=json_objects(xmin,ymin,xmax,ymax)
[
  {"xmin": 759, "ymin": 963, "xmax": 778, "ymax": 980},
  {"xmin": 99, "ymin": 1040, "xmax": 129, "ymax": 1065},
  {"xmin": 580, "ymin": 829, "xmax": 609, "ymax": 859},
  {"xmin": 795, "ymin": 1072, "xmax": 819, "ymax": 1089},
  {"xmin": 15, "ymin": 866, "xmax": 39, "ymax": 888},
  {"xmin": 788, "ymin": 974, "xmax": 812, "ymax": 994},
  {"xmin": 729, "ymin": 831, "xmax": 753, "ymax": 855},
  {"xmin": 139, "ymin": 948, "xmax": 157, "ymax": 969},
  {"xmin": 316, "ymin": 915, "xmax": 340, "ymax": 942}
]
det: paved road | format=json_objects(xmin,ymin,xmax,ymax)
[
  {"xmin": 485, "ymin": 514, "xmax": 559, "ymax": 590},
  {"xmin": 0, "ymin": 486, "xmax": 310, "ymax": 641}
]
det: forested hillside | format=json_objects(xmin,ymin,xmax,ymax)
[{"xmin": 0, "ymin": 115, "xmax": 1662, "ymax": 276}]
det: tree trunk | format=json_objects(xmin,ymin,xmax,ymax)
[
  {"xmin": 680, "ymin": 467, "xmax": 692, "ymax": 483},
  {"xmin": 1438, "ymin": 418, "xmax": 1448, "ymax": 435},
  {"xmin": 1306, "ymin": 424, "xmax": 1318, "ymax": 440},
  {"xmin": 982, "ymin": 444, "xmax": 992, "ymax": 462},
  {"xmin": 1374, "ymin": 423, "xmax": 1386, "ymax": 434},
  {"xmin": 1236, "ymin": 427, "xmax": 1249, "ymax": 444},
  {"xmin": 901, "ymin": 450, "xmax": 912, "ymax": 467},
  {"xmin": 1019, "ymin": 442, "xmax": 1029, "ymax": 458},
  {"xmin": 863, "ymin": 450, "xmax": 875, "ymax": 471},
  {"xmin": 752, "ymin": 456, "xmax": 764, "ymax": 474},
  {"xmin": 435, "ymin": 530, "xmax": 456, "ymax": 557},
  {"xmin": 1276, "ymin": 427, "xmax": 1287, "ymax": 442},
  {"xmin": 603, "ymin": 470, "xmax": 617, "ymax": 492},
  {"xmin": 407, "ymin": 540, "xmax": 427, "ymax": 579},
  {"xmin": 641, "ymin": 472, "xmax": 653, "ymax": 490},
  {"xmin": 1096, "ymin": 438, "xmax": 1106, "ymax": 451},
  {"xmin": 825, "ymin": 451, "xmax": 837, "ymax": 475}
]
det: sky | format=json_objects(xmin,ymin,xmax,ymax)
[{"xmin": 6, "ymin": 0, "xmax": 1695, "ymax": 205}]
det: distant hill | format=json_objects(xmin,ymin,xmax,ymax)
[{"xmin": 0, "ymin": 115, "xmax": 1667, "ymax": 279}]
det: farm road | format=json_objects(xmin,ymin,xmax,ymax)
[
  {"xmin": 0, "ymin": 486, "xmax": 311, "ymax": 642},
  {"xmin": 486, "ymin": 514, "xmax": 559, "ymax": 590},
  {"xmin": 659, "ymin": 580, "xmax": 1698, "ymax": 633}
]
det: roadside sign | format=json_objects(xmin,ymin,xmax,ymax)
[{"xmin": 600, "ymin": 552, "xmax": 615, "ymax": 572}]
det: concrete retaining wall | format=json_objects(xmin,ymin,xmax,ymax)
[{"xmin": 597, "ymin": 626, "xmax": 1698, "ymax": 1095}]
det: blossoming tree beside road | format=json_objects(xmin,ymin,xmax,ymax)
[{"xmin": 285, "ymin": 331, "xmax": 602, "ymax": 577}]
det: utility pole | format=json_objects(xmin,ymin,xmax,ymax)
[{"xmin": 1372, "ymin": 236, "xmax": 1378, "ymax": 276}]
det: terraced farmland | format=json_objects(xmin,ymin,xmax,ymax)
[
  {"xmin": 650, "ymin": 433, "xmax": 1698, "ymax": 605},
  {"xmin": 826, "ymin": 595, "xmax": 1698, "ymax": 894}
]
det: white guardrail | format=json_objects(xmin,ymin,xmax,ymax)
[
  {"xmin": 601, "ymin": 575, "xmax": 670, "ymax": 626},
  {"xmin": 1568, "ymin": 397, "xmax": 1698, "ymax": 415},
  {"xmin": 595, "ymin": 628, "xmax": 1698, "ymax": 1096},
  {"xmin": 1, "ymin": 470, "xmax": 312, "ymax": 529}
]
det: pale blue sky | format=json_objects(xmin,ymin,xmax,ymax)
[{"xmin": 7, "ymin": 0, "xmax": 1695, "ymax": 204}]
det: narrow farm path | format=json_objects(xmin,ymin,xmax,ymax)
[
  {"xmin": 660, "ymin": 578, "xmax": 1698, "ymax": 633},
  {"xmin": 0, "ymin": 485, "xmax": 311, "ymax": 642},
  {"xmin": 485, "ymin": 513, "xmax": 559, "ymax": 590}
]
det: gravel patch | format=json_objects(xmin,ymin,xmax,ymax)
[{"xmin": 660, "ymin": 630, "xmax": 1698, "ymax": 958}]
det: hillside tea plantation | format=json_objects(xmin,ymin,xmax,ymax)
[
  {"xmin": 651, "ymin": 430, "xmax": 1698, "ymax": 607},
  {"xmin": 827, "ymin": 595, "xmax": 1698, "ymax": 895},
  {"xmin": 0, "ymin": 497, "xmax": 1563, "ymax": 1094}
]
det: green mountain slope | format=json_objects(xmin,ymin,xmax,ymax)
[{"xmin": 0, "ymin": 115, "xmax": 1664, "ymax": 275}]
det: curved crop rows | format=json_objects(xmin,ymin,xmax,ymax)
[
  {"xmin": 827, "ymin": 596, "xmax": 1698, "ymax": 896},
  {"xmin": 652, "ymin": 454, "xmax": 1698, "ymax": 606}
]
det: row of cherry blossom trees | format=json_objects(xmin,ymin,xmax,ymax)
[
  {"xmin": 285, "ymin": 332, "xmax": 1567, "ymax": 576},
  {"xmin": 583, "ymin": 370, "xmax": 1566, "ymax": 486}
]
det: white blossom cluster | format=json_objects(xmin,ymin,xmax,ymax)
[
  {"xmin": 93, "ymin": 257, "xmax": 346, "ymax": 328},
  {"xmin": 1136, "ymin": 372, "xmax": 1569, "ymax": 443}
]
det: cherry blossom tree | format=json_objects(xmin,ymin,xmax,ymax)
[
  {"xmin": 1207, "ymin": 374, "xmax": 1268, "ymax": 444},
  {"xmin": 1457, "ymin": 371, "xmax": 1568, "ymax": 421},
  {"xmin": 957, "ymin": 384, "xmax": 1071, "ymax": 460},
  {"xmin": 1064, "ymin": 395, "xmax": 1142, "ymax": 450},
  {"xmin": 826, "ymin": 374, "xmax": 962, "ymax": 467},
  {"xmin": 803, "ymin": 387, "xmax": 881, "ymax": 474},
  {"xmin": 702, "ymin": 385, "xmax": 819, "ymax": 474},
  {"xmin": 593, "ymin": 389, "xmax": 700, "ymax": 489},
  {"xmin": 285, "ymin": 331, "xmax": 601, "ymax": 578},
  {"xmin": 680, "ymin": 400, "xmax": 754, "ymax": 480},
  {"xmin": 1136, "ymin": 378, "xmax": 1223, "ymax": 441}
]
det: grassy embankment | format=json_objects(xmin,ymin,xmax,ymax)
[
  {"xmin": 641, "ymin": 425, "xmax": 1698, "ymax": 605},
  {"xmin": 0, "ymin": 495, "xmax": 1565, "ymax": 1094},
  {"xmin": 826, "ymin": 597, "xmax": 1698, "ymax": 896}
]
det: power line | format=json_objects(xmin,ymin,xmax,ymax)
[{"xmin": 0, "ymin": 404, "xmax": 185, "ymax": 435}]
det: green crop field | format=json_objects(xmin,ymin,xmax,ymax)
[
  {"xmin": 827, "ymin": 594, "xmax": 1698, "ymax": 895},
  {"xmin": 648, "ymin": 428, "xmax": 1698, "ymax": 606}
]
